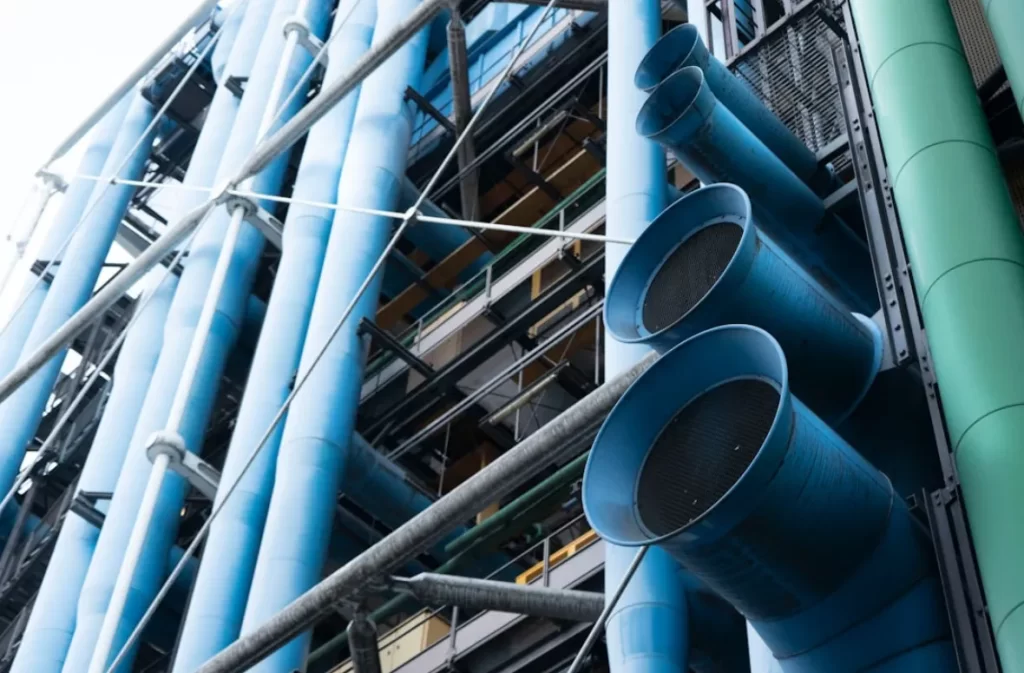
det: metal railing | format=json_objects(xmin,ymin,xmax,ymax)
[{"xmin": 328, "ymin": 511, "xmax": 593, "ymax": 673}]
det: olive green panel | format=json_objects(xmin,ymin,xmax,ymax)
[
  {"xmin": 851, "ymin": 0, "xmax": 1024, "ymax": 669},
  {"xmin": 982, "ymin": 0, "xmax": 1024, "ymax": 114}
]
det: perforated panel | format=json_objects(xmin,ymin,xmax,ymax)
[
  {"xmin": 730, "ymin": 9, "xmax": 850, "ymax": 174},
  {"xmin": 642, "ymin": 223, "xmax": 742, "ymax": 333},
  {"xmin": 949, "ymin": 0, "xmax": 1001, "ymax": 87},
  {"xmin": 636, "ymin": 378, "xmax": 779, "ymax": 535}
]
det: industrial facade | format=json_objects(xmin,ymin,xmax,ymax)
[{"xmin": 0, "ymin": 1, "xmax": 1019, "ymax": 672}]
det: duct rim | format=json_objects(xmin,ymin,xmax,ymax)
[
  {"xmin": 604, "ymin": 183, "xmax": 755, "ymax": 348},
  {"xmin": 636, "ymin": 66, "xmax": 712, "ymax": 142},
  {"xmin": 582, "ymin": 325, "xmax": 795, "ymax": 548},
  {"xmin": 635, "ymin": 24, "xmax": 707, "ymax": 92}
]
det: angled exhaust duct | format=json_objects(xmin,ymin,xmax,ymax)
[
  {"xmin": 636, "ymin": 67, "xmax": 875, "ymax": 311},
  {"xmin": 635, "ymin": 24, "xmax": 823, "ymax": 191},
  {"xmin": 604, "ymin": 184, "xmax": 881, "ymax": 426},
  {"xmin": 583, "ymin": 326, "xmax": 956, "ymax": 672}
]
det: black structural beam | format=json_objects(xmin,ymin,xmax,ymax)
[{"xmin": 365, "ymin": 251, "xmax": 604, "ymax": 441}]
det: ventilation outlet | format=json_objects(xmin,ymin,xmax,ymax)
[
  {"xmin": 642, "ymin": 222, "xmax": 742, "ymax": 333},
  {"xmin": 636, "ymin": 378, "xmax": 778, "ymax": 536}
]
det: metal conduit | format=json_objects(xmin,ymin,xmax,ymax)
[
  {"xmin": 192, "ymin": 352, "xmax": 656, "ymax": 673},
  {"xmin": 392, "ymin": 574, "xmax": 605, "ymax": 622}
]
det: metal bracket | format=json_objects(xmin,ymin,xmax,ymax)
[
  {"xmin": 283, "ymin": 16, "xmax": 327, "ymax": 65},
  {"xmin": 222, "ymin": 192, "xmax": 284, "ymax": 250},
  {"xmin": 145, "ymin": 431, "xmax": 220, "ymax": 500}
]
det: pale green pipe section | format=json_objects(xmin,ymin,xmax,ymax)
[
  {"xmin": 982, "ymin": 0, "xmax": 1024, "ymax": 115},
  {"xmin": 851, "ymin": 1, "xmax": 1024, "ymax": 669}
]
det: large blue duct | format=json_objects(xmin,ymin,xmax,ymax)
[
  {"xmin": 602, "ymin": 183, "xmax": 940, "ymax": 496},
  {"xmin": 0, "ymin": 104, "xmax": 130, "ymax": 383},
  {"xmin": 238, "ymin": 2, "xmax": 431, "ymax": 670},
  {"xmin": 9, "ymin": 275, "xmax": 178, "ymax": 673},
  {"xmin": 170, "ymin": 3, "xmax": 373, "ymax": 669},
  {"xmin": 583, "ymin": 325, "xmax": 956, "ymax": 672},
  {"xmin": 636, "ymin": 66, "xmax": 875, "ymax": 312},
  {"xmin": 634, "ymin": 25, "xmax": 822, "ymax": 190},
  {"xmin": 0, "ymin": 93, "xmax": 155, "ymax": 507},
  {"xmin": 605, "ymin": 184, "xmax": 881, "ymax": 426},
  {"xmin": 59, "ymin": 1, "xmax": 283, "ymax": 670}
]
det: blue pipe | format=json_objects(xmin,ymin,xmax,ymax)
[
  {"xmin": 602, "ymin": 183, "xmax": 940, "ymax": 496},
  {"xmin": 583, "ymin": 325, "xmax": 956, "ymax": 672},
  {"xmin": 10, "ymin": 275, "xmax": 178, "ymax": 673},
  {"xmin": 634, "ymin": 25, "xmax": 822, "ymax": 189},
  {"xmin": 170, "ymin": 3, "xmax": 372, "ymax": 669},
  {"xmin": 636, "ymin": 67, "xmax": 875, "ymax": 312},
  {"xmin": 0, "ymin": 93, "xmax": 155, "ymax": 507},
  {"xmin": 602, "ymin": 3, "xmax": 700, "ymax": 673},
  {"xmin": 0, "ymin": 104, "xmax": 130, "ymax": 382},
  {"xmin": 238, "ymin": 3, "xmax": 431, "ymax": 670},
  {"xmin": 60, "ymin": 1, "xmax": 283, "ymax": 670},
  {"xmin": 604, "ymin": 184, "xmax": 881, "ymax": 426}
]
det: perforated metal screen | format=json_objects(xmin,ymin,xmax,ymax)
[
  {"xmin": 641, "ymin": 222, "xmax": 742, "ymax": 333},
  {"xmin": 729, "ymin": 9, "xmax": 850, "ymax": 175},
  {"xmin": 636, "ymin": 378, "xmax": 779, "ymax": 535}
]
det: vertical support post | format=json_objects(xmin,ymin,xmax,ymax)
[{"xmin": 542, "ymin": 537, "xmax": 551, "ymax": 588}]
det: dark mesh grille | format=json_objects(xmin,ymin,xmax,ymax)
[
  {"xmin": 641, "ymin": 222, "xmax": 742, "ymax": 333},
  {"xmin": 636, "ymin": 379, "xmax": 779, "ymax": 536},
  {"xmin": 949, "ymin": 0, "xmax": 1001, "ymax": 87}
]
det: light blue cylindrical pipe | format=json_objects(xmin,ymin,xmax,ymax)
[
  {"xmin": 0, "ymin": 103, "xmax": 130, "ymax": 382},
  {"xmin": 398, "ymin": 178, "xmax": 492, "ymax": 276},
  {"xmin": 60, "ymin": 1, "xmax": 283, "ymax": 671},
  {"xmin": 239, "ymin": 3, "xmax": 431, "ymax": 670},
  {"xmin": 0, "ymin": 93, "xmax": 155, "ymax": 507},
  {"xmin": 10, "ymin": 274, "xmax": 178, "ymax": 673},
  {"xmin": 603, "ymin": 3, "xmax": 690, "ymax": 673},
  {"xmin": 170, "ymin": 3, "xmax": 373, "ymax": 670}
]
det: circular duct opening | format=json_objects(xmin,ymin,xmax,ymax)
[
  {"xmin": 636, "ymin": 378, "xmax": 779, "ymax": 536},
  {"xmin": 635, "ymin": 24, "xmax": 701, "ymax": 92},
  {"xmin": 641, "ymin": 221, "xmax": 742, "ymax": 333},
  {"xmin": 636, "ymin": 67, "xmax": 705, "ymax": 139}
]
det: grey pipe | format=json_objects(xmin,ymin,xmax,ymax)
[
  {"xmin": 347, "ymin": 614, "xmax": 382, "ymax": 673},
  {"xmin": 233, "ymin": 0, "xmax": 449, "ymax": 184},
  {"xmin": 193, "ymin": 351, "xmax": 657, "ymax": 673},
  {"xmin": 44, "ymin": 0, "xmax": 221, "ymax": 165},
  {"xmin": 447, "ymin": 9, "xmax": 480, "ymax": 220},
  {"xmin": 0, "ymin": 201, "xmax": 213, "ymax": 405},
  {"xmin": 516, "ymin": 0, "xmax": 606, "ymax": 9},
  {"xmin": 392, "ymin": 574, "xmax": 604, "ymax": 622}
]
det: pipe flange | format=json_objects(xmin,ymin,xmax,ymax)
[
  {"xmin": 223, "ymin": 193, "xmax": 259, "ymax": 218},
  {"xmin": 283, "ymin": 15, "xmax": 311, "ymax": 41},
  {"xmin": 145, "ymin": 430, "xmax": 187, "ymax": 466},
  {"xmin": 284, "ymin": 15, "xmax": 327, "ymax": 63}
]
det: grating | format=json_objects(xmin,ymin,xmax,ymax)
[
  {"xmin": 949, "ymin": 0, "xmax": 1002, "ymax": 87},
  {"xmin": 636, "ymin": 378, "xmax": 779, "ymax": 536},
  {"xmin": 641, "ymin": 222, "xmax": 742, "ymax": 333},
  {"xmin": 729, "ymin": 10, "xmax": 851, "ymax": 175}
]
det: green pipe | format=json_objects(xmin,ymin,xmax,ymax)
[
  {"xmin": 851, "ymin": 1, "xmax": 1024, "ymax": 670},
  {"xmin": 982, "ymin": 0, "xmax": 1024, "ymax": 116},
  {"xmin": 444, "ymin": 451, "xmax": 588, "ymax": 556}
]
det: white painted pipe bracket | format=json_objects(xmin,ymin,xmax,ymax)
[{"xmin": 145, "ymin": 430, "xmax": 221, "ymax": 500}]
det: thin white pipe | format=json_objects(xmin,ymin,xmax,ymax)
[
  {"xmin": 86, "ymin": 452, "xmax": 170, "ymax": 673},
  {"xmin": 43, "ymin": 0, "xmax": 221, "ymax": 166},
  {"xmin": 89, "ymin": 4, "xmax": 313, "ymax": 665},
  {"xmin": 0, "ymin": 179, "xmax": 58, "ymax": 296}
]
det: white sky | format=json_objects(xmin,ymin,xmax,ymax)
[{"xmin": 0, "ymin": 1, "xmax": 219, "ymax": 314}]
